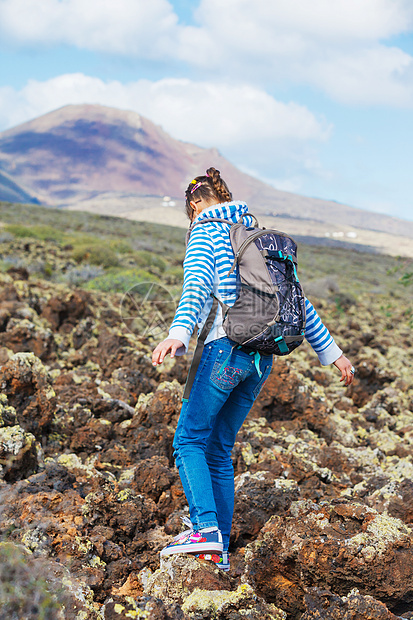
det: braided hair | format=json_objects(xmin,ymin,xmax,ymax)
[{"xmin": 184, "ymin": 167, "xmax": 233, "ymax": 220}]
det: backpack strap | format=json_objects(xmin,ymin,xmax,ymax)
[
  {"xmin": 236, "ymin": 213, "xmax": 260, "ymax": 227},
  {"xmin": 182, "ymin": 211, "xmax": 259, "ymax": 400},
  {"xmin": 185, "ymin": 213, "xmax": 260, "ymax": 245},
  {"xmin": 182, "ymin": 296, "xmax": 219, "ymax": 401}
]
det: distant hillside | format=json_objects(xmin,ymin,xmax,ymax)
[
  {"xmin": 0, "ymin": 104, "xmax": 412, "ymax": 242},
  {"xmin": 0, "ymin": 200, "xmax": 411, "ymax": 300}
]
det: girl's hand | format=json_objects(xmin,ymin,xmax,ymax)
[
  {"xmin": 152, "ymin": 338, "xmax": 184, "ymax": 366},
  {"xmin": 333, "ymin": 354, "xmax": 355, "ymax": 386}
]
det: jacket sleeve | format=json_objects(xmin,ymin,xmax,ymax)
[
  {"xmin": 168, "ymin": 227, "xmax": 215, "ymax": 354},
  {"xmin": 304, "ymin": 298, "xmax": 342, "ymax": 365}
]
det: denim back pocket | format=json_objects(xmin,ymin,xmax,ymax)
[{"xmin": 210, "ymin": 349, "xmax": 251, "ymax": 391}]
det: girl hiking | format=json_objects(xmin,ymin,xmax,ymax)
[{"xmin": 152, "ymin": 167, "xmax": 355, "ymax": 571}]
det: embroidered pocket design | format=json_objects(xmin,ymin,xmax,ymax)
[{"xmin": 211, "ymin": 352, "xmax": 250, "ymax": 390}]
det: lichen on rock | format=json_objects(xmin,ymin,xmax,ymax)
[
  {"xmin": 0, "ymin": 392, "xmax": 18, "ymax": 427},
  {"xmin": 0, "ymin": 351, "xmax": 56, "ymax": 437},
  {"xmin": 182, "ymin": 583, "xmax": 287, "ymax": 619},
  {"xmin": 0, "ymin": 231, "xmax": 412, "ymax": 618},
  {"xmin": 144, "ymin": 554, "xmax": 232, "ymax": 605},
  {"xmin": 0, "ymin": 424, "xmax": 39, "ymax": 482},
  {"xmin": 244, "ymin": 498, "xmax": 413, "ymax": 615}
]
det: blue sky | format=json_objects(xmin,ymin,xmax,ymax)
[{"xmin": 0, "ymin": 0, "xmax": 413, "ymax": 222}]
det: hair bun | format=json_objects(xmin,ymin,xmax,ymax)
[{"xmin": 206, "ymin": 167, "xmax": 220, "ymax": 181}]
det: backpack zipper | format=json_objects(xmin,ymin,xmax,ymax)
[{"xmin": 240, "ymin": 318, "xmax": 278, "ymax": 348}]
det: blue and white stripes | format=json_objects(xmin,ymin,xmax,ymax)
[
  {"xmin": 168, "ymin": 201, "xmax": 342, "ymax": 365},
  {"xmin": 303, "ymin": 298, "xmax": 342, "ymax": 364}
]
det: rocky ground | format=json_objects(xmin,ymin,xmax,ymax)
[{"xmin": 0, "ymin": 242, "xmax": 412, "ymax": 619}]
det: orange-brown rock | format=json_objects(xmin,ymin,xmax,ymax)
[
  {"xmin": 302, "ymin": 587, "xmax": 403, "ymax": 620},
  {"xmin": 231, "ymin": 471, "xmax": 299, "ymax": 548},
  {"xmin": 0, "ymin": 352, "xmax": 56, "ymax": 437},
  {"xmin": 145, "ymin": 554, "xmax": 233, "ymax": 605},
  {"xmin": 0, "ymin": 424, "xmax": 39, "ymax": 482},
  {"xmin": 41, "ymin": 289, "xmax": 93, "ymax": 331},
  {"xmin": 245, "ymin": 499, "xmax": 413, "ymax": 616},
  {"xmin": 0, "ymin": 316, "xmax": 55, "ymax": 360},
  {"xmin": 0, "ymin": 240, "xmax": 412, "ymax": 618}
]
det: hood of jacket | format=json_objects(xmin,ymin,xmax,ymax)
[
  {"xmin": 193, "ymin": 200, "xmax": 250, "ymax": 225},
  {"xmin": 186, "ymin": 201, "xmax": 252, "ymax": 245}
]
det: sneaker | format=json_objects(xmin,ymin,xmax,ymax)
[
  {"xmin": 160, "ymin": 526, "xmax": 223, "ymax": 557},
  {"xmin": 195, "ymin": 551, "xmax": 230, "ymax": 572}
]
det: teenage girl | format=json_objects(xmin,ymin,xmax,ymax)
[{"xmin": 152, "ymin": 167, "xmax": 355, "ymax": 571}]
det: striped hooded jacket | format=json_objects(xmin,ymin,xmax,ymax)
[{"xmin": 168, "ymin": 201, "xmax": 342, "ymax": 365}]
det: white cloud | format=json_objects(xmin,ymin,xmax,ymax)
[
  {"xmin": 194, "ymin": 0, "xmax": 413, "ymax": 44},
  {"xmin": 308, "ymin": 45, "xmax": 413, "ymax": 106},
  {"xmin": 0, "ymin": 73, "xmax": 330, "ymax": 146},
  {"xmin": 1, "ymin": 0, "xmax": 413, "ymax": 107},
  {"xmin": 3, "ymin": 0, "xmax": 411, "ymax": 52},
  {"xmin": 0, "ymin": 0, "xmax": 180, "ymax": 57},
  {"xmin": 186, "ymin": 0, "xmax": 413, "ymax": 105}
]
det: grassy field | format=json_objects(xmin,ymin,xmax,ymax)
[{"xmin": 0, "ymin": 201, "xmax": 411, "ymax": 315}]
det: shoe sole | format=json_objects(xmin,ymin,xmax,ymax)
[
  {"xmin": 160, "ymin": 542, "xmax": 224, "ymax": 557},
  {"xmin": 213, "ymin": 563, "xmax": 230, "ymax": 571},
  {"xmin": 194, "ymin": 555, "xmax": 230, "ymax": 571}
]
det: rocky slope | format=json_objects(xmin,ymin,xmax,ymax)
[{"xmin": 0, "ymin": 213, "xmax": 413, "ymax": 619}]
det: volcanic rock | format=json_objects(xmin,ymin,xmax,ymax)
[
  {"xmin": 0, "ymin": 316, "xmax": 55, "ymax": 360},
  {"xmin": 231, "ymin": 471, "xmax": 299, "ymax": 547},
  {"xmin": 302, "ymin": 587, "xmax": 403, "ymax": 620},
  {"xmin": 181, "ymin": 583, "xmax": 287, "ymax": 619},
  {"xmin": 145, "ymin": 554, "xmax": 232, "ymax": 606},
  {"xmin": 0, "ymin": 424, "xmax": 39, "ymax": 482},
  {"xmin": 0, "ymin": 352, "xmax": 56, "ymax": 437},
  {"xmin": 245, "ymin": 499, "xmax": 413, "ymax": 616},
  {"xmin": 41, "ymin": 289, "xmax": 93, "ymax": 332},
  {"xmin": 0, "ymin": 228, "xmax": 412, "ymax": 618}
]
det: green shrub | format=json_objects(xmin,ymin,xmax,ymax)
[
  {"xmin": 4, "ymin": 224, "xmax": 38, "ymax": 238},
  {"xmin": 61, "ymin": 264, "xmax": 104, "ymax": 285},
  {"xmin": 133, "ymin": 250, "xmax": 167, "ymax": 273},
  {"xmin": 4, "ymin": 224, "xmax": 66, "ymax": 243},
  {"xmin": 71, "ymin": 242, "xmax": 119, "ymax": 268},
  {"xmin": 108, "ymin": 239, "xmax": 133, "ymax": 254},
  {"xmin": 164, "ymin": 265, "xmax": 184, "ymax": 284},
  {"xmin": 399, "ymin": 272, "xmax": 413, "ymax": 286},
  {"xmin": 0, "ymin": 542, "xmax": 63, "ymax": 619},
  {"xmin": 83, "ymin": 268, "xmax": 156, "ymax": 292},
  {"xmin": 43, "ymin": 262, "xmax": 53, "ymax": 277},
  {"xmin": 0, "ymin": 260, "xmax": 11, "ymax": 272},
  {"xmin": 64, "ymin": 233, "xmax": 98, "ymax": 246}
]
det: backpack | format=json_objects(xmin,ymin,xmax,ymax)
[{"xmin": 183, "ymin": 213, "xmax": 306, "ymax": 400}]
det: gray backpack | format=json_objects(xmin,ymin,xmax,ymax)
[{"xmin": 183, "ymin": 213, "xmax": 306, "ymax": 400}]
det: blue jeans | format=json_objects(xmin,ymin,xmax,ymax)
[{"xmin": 173, "ymin": 337, "xmax": 272, "ymax": 551}]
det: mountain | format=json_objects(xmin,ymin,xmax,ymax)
[
  {"xmin": 0, "ymin": 169, "xmax": 39, "ymax": 204},
  {"xmin": 0, "ymin": 104, "xmax": 268, "ymax": 204},
  {"xmin": 0, "ymin": 104, "xmax": 412, "ymax": 247}
]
